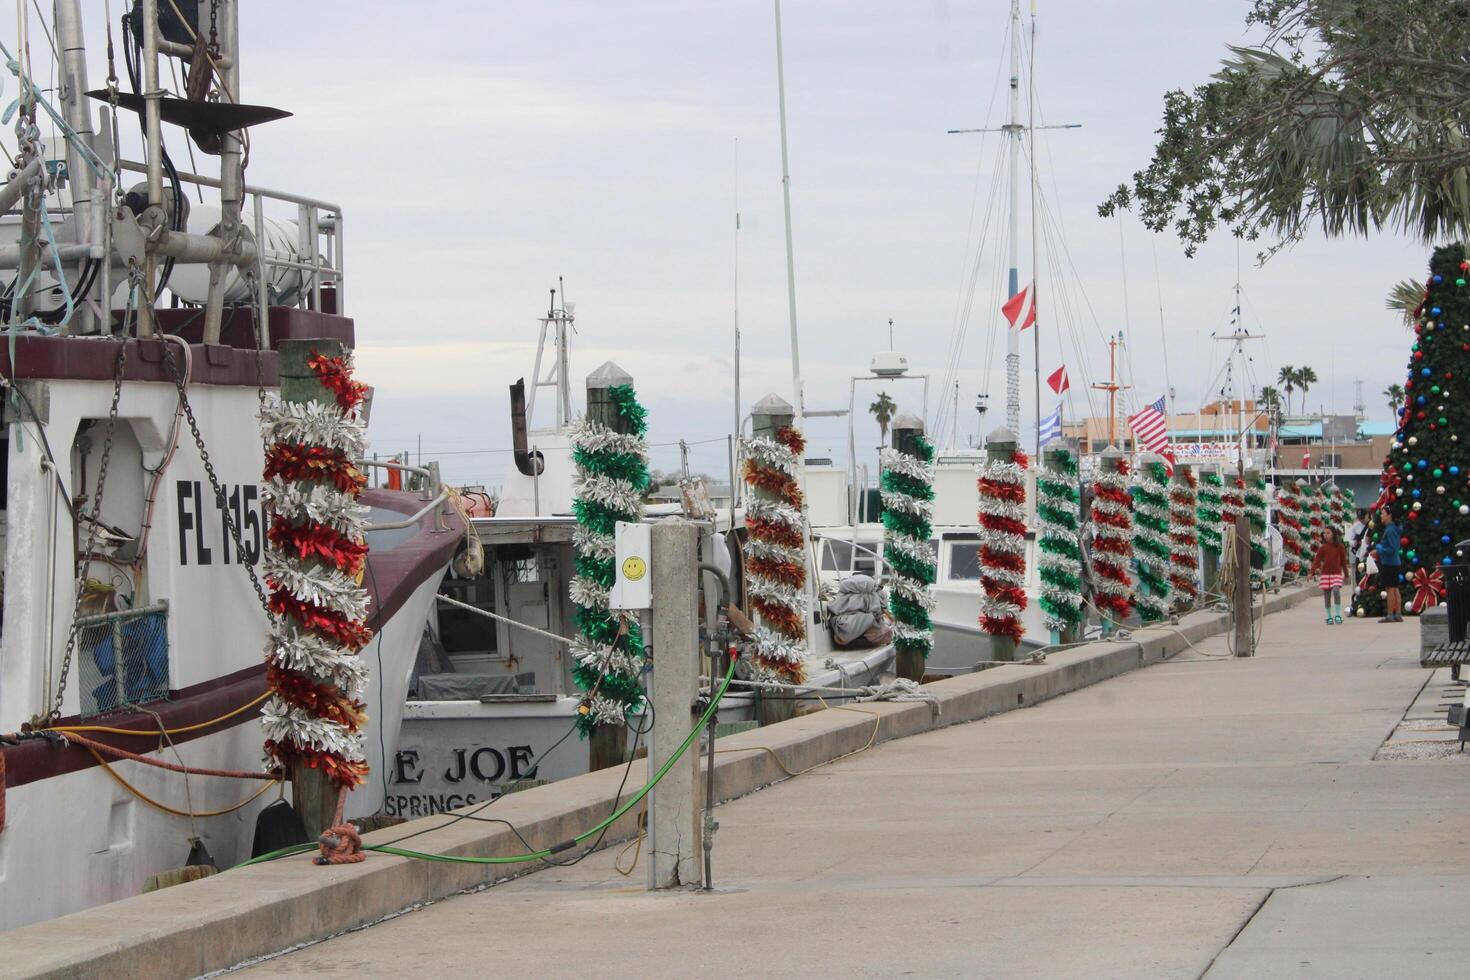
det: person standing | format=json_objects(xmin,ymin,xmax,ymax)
[
  {"xmin": 1309, "ymin": 526, "xmax": 1349, "ymax": 624},
  {"xmin": 1375, "ymin": 510, "xmax": 1404, "ymax": 623}
]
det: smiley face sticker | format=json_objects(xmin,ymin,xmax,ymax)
[{"xmin": 621, "ymin": 556, "xmax": 648, "ymax": 582}]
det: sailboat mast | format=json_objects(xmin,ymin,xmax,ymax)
[
  {"xmin": 733, "ymin": 138, "xmax": 742, "ymax": 506},
  {"xmin": 774, "ymin": 0, "xmax": 805, "ymax": 431},
  {"xmin": 1028, "ymin": 1, "xmax": 1041, "ymax": 455},
  {"xmin": 1004, "ymin": 0, "xmax": 1022, "ymax": 438}
]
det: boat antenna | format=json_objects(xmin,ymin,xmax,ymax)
[
  {"xmin": 1027, "ymin": 0, "xmax": 1041, "ymax": 455},
  {"xmin": 773, "ymin": 0, "xmax": 804, "ymax": 431},
  {"xmin": 733, "ymin": 136, "xmax": 742, "ymax": 505}
]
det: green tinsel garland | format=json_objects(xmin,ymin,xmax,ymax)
[
  {"xmin": 1197, "ymin": 470, "xmax": 1224, "ymax": 554},
  {"xmin": 569, "ymin": 383, "xmax": 651, "ymax": 735},
  {"xmin": 879, "ymin": 433, "xmax": 936, "ymax": 657},
  {"xmin": 1245, "ymin": 475, "xmax": 1269, "ymax": 569},
  {"xmin": 1035, "ymin": 447, "xmax": 1084, "ymax": 633},
  {"xmin": 1132, "ymin": 460, "xmax": 1172, "ymax": 622}
]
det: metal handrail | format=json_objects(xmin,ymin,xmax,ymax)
[
  {"xmin": 74, "ymin": 600, "xmax": 169, "ymax": 629},
  {"xmin": 364, "ymin": 489, "xmax": 449, "ymax": 532}
]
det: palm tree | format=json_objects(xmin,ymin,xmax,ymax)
[
  {"xmin": 1384, "ymin": 383, "xmax": 1405, "ymax": 418},
  {"xmin": 1386, "ymin": 279, "xmax": 1426, "ymax": 326},
  {"xmin": 1258, "ymin": 385, "xmax": 1282, "ymax": 420},
  {"xmin": 869, "ymin": 391, "xmax": 897, "ymax": 444},
  {"xmin": 1296, "ymin": 366, "xmax": 1319, "ymax": 414},
  {"xmin": 1277, "ymin": 366, "xmax": 1297, "ymax": 415}
]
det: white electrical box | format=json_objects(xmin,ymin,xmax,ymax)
[{"xmin": 609, "ymin": 520, "xmax": 652, "ymax": 611}]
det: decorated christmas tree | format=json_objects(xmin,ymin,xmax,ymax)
[{"xmin": 1378, "ymin": 243, "xmax": 1470, "ymax": 614}]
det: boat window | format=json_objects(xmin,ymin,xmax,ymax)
[
  {"xmin": 852, "ymin": 542, "xmax": 879, "ymax": 577},
  {"xmin": 820, "ymin": 538, "xmax": 853, "ymax": 572},
  {"xmin": 948, "ymin": 542, "xmax": 981, "ymax": 580},
  {"xmin": 438, "ymin": 576, "xmax": 498, "ymax": 654},
  {"xmin": 506, "ymin": 558, "xmax": 540, "ymax": 583}
]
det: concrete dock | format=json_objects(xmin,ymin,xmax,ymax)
[{"xmin": 228, "ymin": 599, "xmax": 1470, "ymax": 979}]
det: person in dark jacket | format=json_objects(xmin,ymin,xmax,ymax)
[{"xmin": 1374, "ymin": 510, "xmax": 1404, "ymax": 623}]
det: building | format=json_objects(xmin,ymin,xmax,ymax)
[{"xmin": 1059, "ymin": 400, "xmax": 1390, "ymax": 506}]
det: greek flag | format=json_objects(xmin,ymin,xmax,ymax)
[{"xmin": 1039, "ymin": 406, "xmax": 1062, "ymax": 446}]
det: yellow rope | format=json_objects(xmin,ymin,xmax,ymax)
[
  {"xmin": 83, "ymin": 746, "xmax": 281, "ymax": 819},
  {"xmin": 43, "ymin": 690, "xmax": 270, "ymax": 737}
]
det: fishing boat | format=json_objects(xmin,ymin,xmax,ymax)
[{"xmin": 0, "ymin": 1, "xmax": 461, "ymax": 929}]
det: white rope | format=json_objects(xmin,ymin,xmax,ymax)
[{"xmin": 436, "ymin": 593, "xmax": 574, "ymax": 647}]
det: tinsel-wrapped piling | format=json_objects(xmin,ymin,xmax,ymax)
[
  {"xmin": 1324, "ymin": 482, "xmax": 1346, "ymax": 538},
  {"xmin": 1091, "ymin": 446, "xmax": 1134, "ymax": 632},
  {"xmin": 1221, "ymin": 474, "xmax": 1245, "ymax": 548},
  {"xmin": 570, "ymin": 363, "xmax": 651, "ymax": 751},
  {"xmin": 261, "ymin": 339, "xmax": 372, "ymax": 835},
  {"xmin": 1167, "ymin": 463, "xmax": 1200, "ymax": 611},
  {"xmin": 977, "ymin": 427, "xmax": 1029, "ymax": 658},
  {"xmin": 1131, "ymin": 454, "xmax": 1173, "ymax": 623},
  {"xmin": 1301, "ymin": 482, "xmax": 1323, "ymax": 565},
  {"xmin": 1277, "ymin": 480, "xmax": 1304, "ymax": 581},
  {"xmin": 1198, "ymin": 468, "xmax": 1225, "ymax": 595},
  {"xmin": 882, "ymin": 413, "xmax": 936, "ymax": 681},
  {"xmin": 1244, "ymin": 470, "xmax": 1269, "ymax": 580},
  {"xmin": 1037, "ymin": 441, "xmax": 1085, "ymax": 643},
  {"xmin": 743, "ymin": 393, "xmax": 809, "ymax": 694}
]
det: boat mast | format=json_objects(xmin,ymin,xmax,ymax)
[
  {"xmin": 1003, "ymin": 0, "xmax": 1022, "ymax": 438},
  {"xmin": 733, "ymin": 137, "xmax": 742, "ymax": 505},
  {"xmin": 773, "ymin": 0, "xmax": 805, "ymax": 431},
  {"xmin": 1091, "ymin": 332, "xmax": 1130, "ymax": 449},
  {"xmin": 1027, "ymin": 1, "xmax": 1041, "ymax": 455}
]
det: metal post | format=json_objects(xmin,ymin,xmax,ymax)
[
  {"xmin": 53, "ymin": 0, "xmax": 96, "ymax": 335},
  {"xmin": 203, "ymin": 0, "xmax": 243, "ymax": 344},
  {"xmin": 586, "ymin": 361, "xmax": 635, "ymax": 772},
  {"xmin": 1232, "ymin": 510, "xmax": 1254, "ymax": 657},
  {"xmin": 985, "ymin": 426, "xmax": 1022, "ymax": 662},
  {"xmin": 137, "ymin": 0, "xmax": 163, "ymax": 337},
  {"xmin": 648, "ymin": 517, "xmax": 701, "ymax": 889}
]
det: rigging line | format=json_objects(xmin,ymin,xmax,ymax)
[
  {"xmin": 937, "ymin": 134, "xmax": 1009, "ymax": 444},
  {"xmin": 944, "ymin": 23, "xmax": 1012, "ymax": 360},
  {"xmin": 940, "ymin": 131, "xmax": 1007, "ymax": 415},
  {"xmin": 1036, "ymin": 204, "xmax": 1099, "ymax": 422},
  {"xmin": 1150, "ymin": 233, "xmax": 1172, "ymax": 414}
]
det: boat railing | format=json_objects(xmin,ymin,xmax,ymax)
[
  {"xmin": 73, "ymin": 600, "xmax": 170, "ymax": 718},
  {"xmin": 116, "ymin": 158, "xmax": 345, "ymax": 329},
  {"xmin": 359, "ymin": 459, "xmax": 448, "ymax": 532}
]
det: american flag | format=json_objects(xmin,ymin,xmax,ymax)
[{"xmin": 1128, "ymin": 395, "xmax": 1173, "ymax": 460}]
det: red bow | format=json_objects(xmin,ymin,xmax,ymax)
[{"xmin": 1410, "ymin": 567, "xmax": 1445, "ymax": 614}]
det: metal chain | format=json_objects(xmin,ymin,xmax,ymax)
[
  {"xmin": 45, "ymin": 325, "xmax": 129, "ymax": 723},
  {"xmin": 207, "ymin": 0, "xmax": 220, "ymax": 54},
  {"xmin": 157, "ymin": 337, "xmax": 272, "ymax": 616}
]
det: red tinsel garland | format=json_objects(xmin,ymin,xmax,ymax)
[
  {"xmin": 268, "ymin": 588, "xmax": 374, "ymax": 651},
  {"xmin": 746, "ymin": 555, "xmax": 807, "ymax": 587},
  {"xmin": 746, "ymin": 515, "xmax": 804, "ymax": 550},
  {"xmin": 775, "ymin": 425, "xmax": 806, "ymax": 456},
  {"xmin": 307, "ymin": 350, "xmax": 369, "ymax": 413},
  {"xmin": 264, "ymin": 739, "xmax": 369, "ymax": 788},
  {"xmin": 267, "ymin": 520, "xmax": 368, "ymax": 575},
  {"xmin": 742, "ymin": 458, "xmax": 802, "ymax": 505},
  {"xmin": 264, "ymin": 443, "xmax": 368, "ymax": 494},
  {"xmin": 266, "ymin": 664, "xmax": 366, "ymax": 730}
]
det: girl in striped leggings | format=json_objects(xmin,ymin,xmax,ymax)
[{"xmin": 1310, "ymin": 526, "xmax": 1349, "ymax": 625}]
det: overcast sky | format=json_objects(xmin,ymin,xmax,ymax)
[{"xmin": 51, "ymin": 1, "xmax": 1425, "ymax": 488}]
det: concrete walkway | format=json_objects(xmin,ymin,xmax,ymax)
[{"xmin": 239, "ymin": 603, "xmax": 1470, "ymax": 979}]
